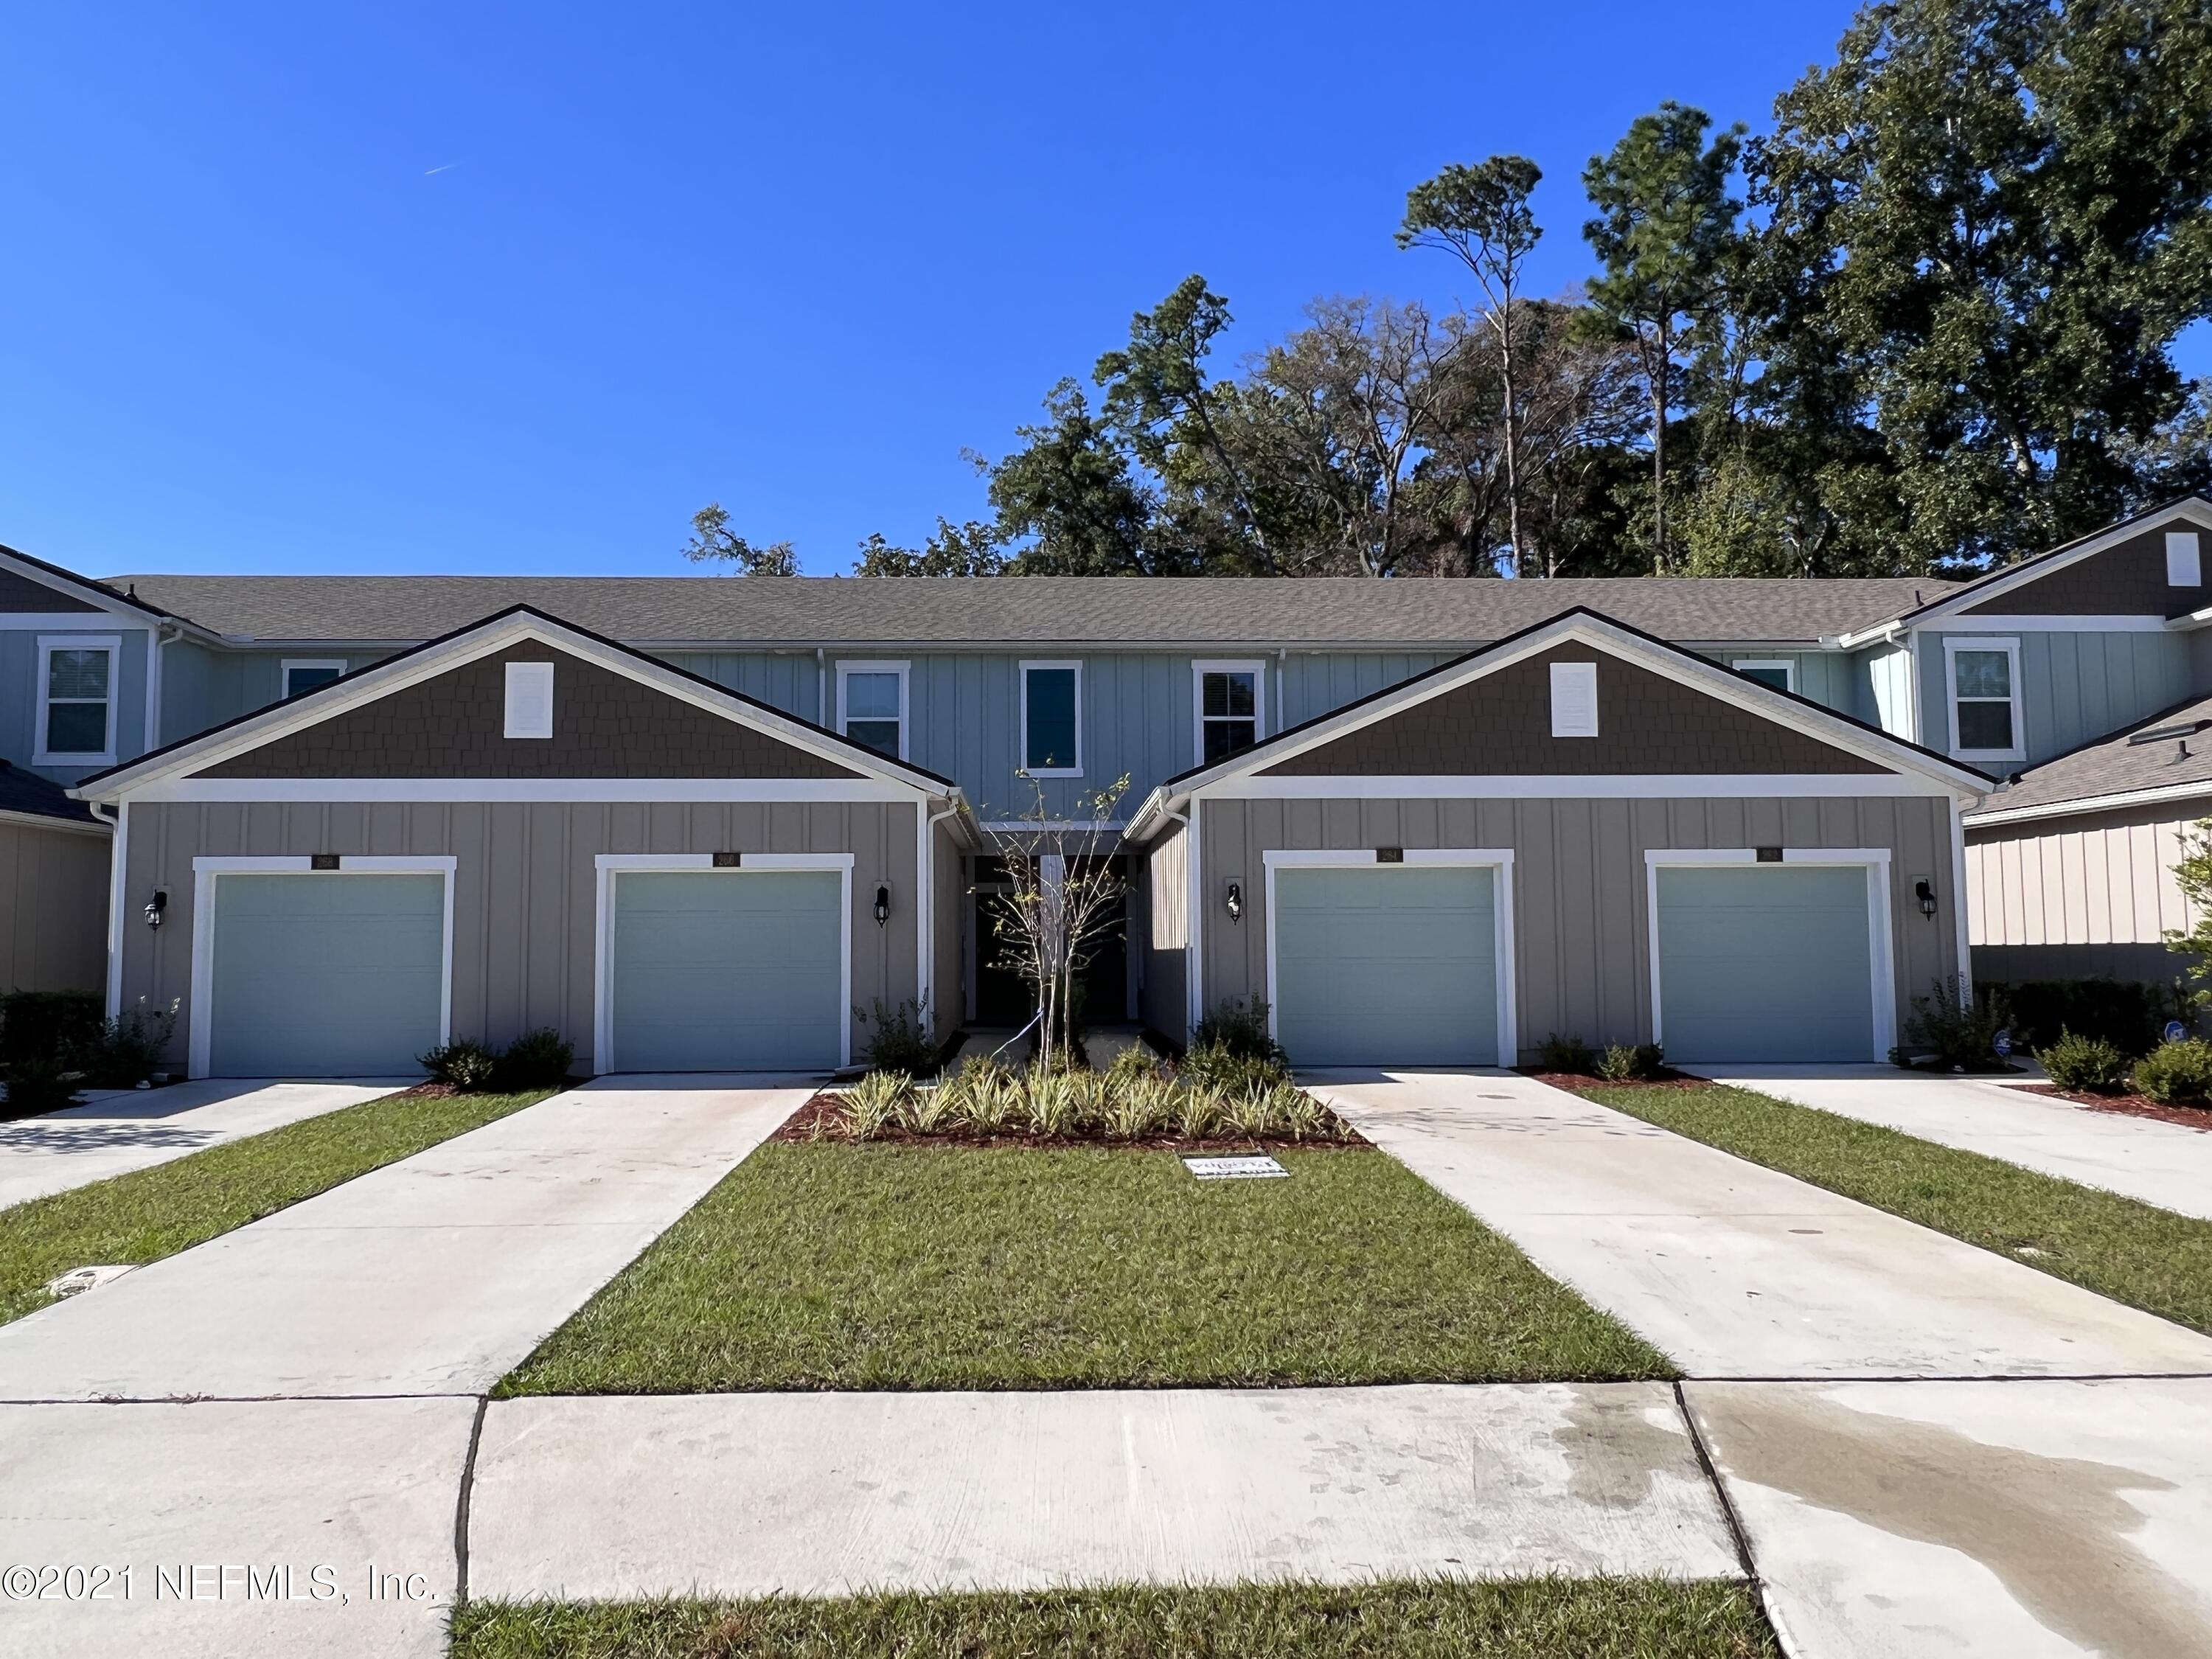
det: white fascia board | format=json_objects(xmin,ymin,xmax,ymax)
[
  {"xmin": 0, "ymin": 807, "xmax": 111, "ymax": 837},
  {"xmin": 76, "ymin": 611, "xmax": 955, "ymax": 801},
  {"xmin": 1202, "ymin": 773, "xmax": 1967, "ymax": 801},
  {"xmin": 1962, "ymin": 778, "xmax": 2212, "ymax": 829},
  {"xmin": 123, "ymin": 777, "xmax": 932, "ymax": 805},
  {"xmin": 1164, "ymin": 613, "xmax": 1991, "ymax": 801}
]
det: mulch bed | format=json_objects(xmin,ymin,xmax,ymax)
[
  {"xmin": 1523, "ymin": 1069, "xmax": 1711, "ymax": 1091},
  {"xmin": 2018, "ymin": 1082, "xmax": 2212, "ymax": 1131},
  {"xmin": 771, "ymin": 1090, "xmax": 1369, "ymax": 1153}
]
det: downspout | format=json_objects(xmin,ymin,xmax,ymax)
[
  {"xmin": 1172, "ymin": 801, "xmax": 1202, "ymax": 1039},
  {"xmin": 1950, "ymin": 795, "xmax": 1975, "ymax": 1006},
  {"xmin": 92, "ymin": 801, "xmax": 126, "ymax": 1019},
  {"xmin": 1905, "ymin": 627, "xmax": 1925, "ymax": 749},
  {"xmin": 1273, "ymin": 648, "xmax": 1286, "ymax": 737},
  {"xmin": 921, "ymin": 800, "xmax": 961, "ymax": 1032},
  {"xmin": 815, "ymin": 647, "xmax": 827, "ymax": 727},
  {"xmin": 144, "ymin": 625, "xmax": 171, "ymax": 752}
]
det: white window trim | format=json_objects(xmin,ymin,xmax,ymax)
[
  {"xmin": 1260, "ymin": 848, "xmax": 1517, "ymax": 1070},
  {"xmin": 33, "ymin": 633, "xmax": 122, "ymax": 766},
  {"xmin": 591, "ymin": 852, "xmax": 855, "ymax": 1076},
  {"xmin": 835, "ymin": 659, "xmax": 911, "ymax": 761},
  {"xmin": 1018, "ymin": 659, "xmax": 1084, "ymax": 777},
  {"xmin": 1192, "ymin": 658, "xmax": 1267, "ymax": 765},
  {"xmin": 1942, "ymin": 636, "xmax": 2025, "ymax": 763},
  {"xmin": 1731, "ymin": 658, "xmax": 1796, "ymax": 693},
  {"xmin": 185, "ymin": 854, "xmax": 458, "ymax": 1082},
  {"xmin": 279, "ymin": 658, "xmax": 347, "ymax": 700},
  {"xmin": 1641, "ymin": 848, "xmax": 1896, "ymax": 1062}
]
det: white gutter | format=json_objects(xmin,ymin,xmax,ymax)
[
  {"xmin": 1963, "ymin": 776, "xmax": 2212, "ymax": 829},
  {"xmin": 94, "ymin": 801, "xmax": 126, "ymax": 1018}
]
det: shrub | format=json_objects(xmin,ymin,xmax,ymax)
[
  {"xmin": 1025, "ymin": 1068, "xmax": 1088, "ymax": 1137},
  {"xmin": 2002, "ymin": 978, "xmax": 2179, "ymax": 1058},
  {"xmin": 2132, "ymin": 1038, "xmax": 2212, "ymax": 1106},
  {"xmin": 1175, "ymin": 1084, "xmax": 1228, "ymax": 1141},
  {"xmin": 1535, "ymin": 1032, "xmax": 1598, "ymax": 1074},
  {"xmin": 1105, "ymin": 1043, "xmax": 1164, "ymax": 1085},
  {"xmin": 1180, "ymin": 1041, "xmax": 1291, "ymax": 1093},
  {"xmin": 1596, "ymin": 1043, "xmax": 1666, "ymax": 1082},
  {"xmin": 495, "ymin": 1028, "xmax": 574, "ymax": 1091},
  {"xmin": 73, "ymin": 998, "xmax": 180, "ymax": 1088},
  {"xmin": 2038, "ymin": 1029, "xmax": 2131, "ymax": 1095},
  {"xmin": 1191, "ymin": 998, "xmax": 1287, "ymax": 1066},
  {"xmin": 844, "ymin": 1069, "xmax": 909, "ymax": 1137},
  {"xmin": 3, "ymin": 1056, "xmax": 83, "ymax": 1115},
  {"xmin": 420, "ymin": 1039, "xmax": 500, "ymax": 1092},
  {"xmin": 857, "ymin": 995, "xmax": 935, "ymax": 1076},
  {"xmin": 0, "ymin": 990, "xmax": 103, "ymax": 1068},
  {"xmin": 1905, "ymin": 975, "xmax": 2012, "ymax": 1071},
  {"xmin": 1103, "ymin": 1074, "xmax": 1177, "ymax": 1140}
]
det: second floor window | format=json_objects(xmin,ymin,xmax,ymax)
[
  {"xmin": 283, "ymin": 660, "xmax": 345, "ymax": 699},
  {"xmin": 1021, "ymin": 661, "xmax": 1081, "ymax": 774},
  {"xmin": 838, "ymin": 662, "xmax": 907, "ymax": 759},
  {"xmin": 37, "ymin": 637, "xmax": 117, "ymax": 761},
  {"xmin": 1949, "ymin": 641, "xmax": 2020, "ymax": 757},
  {"xmin": 1195, "ymin": 661, "xmax": 1263, "ymax": 762}
]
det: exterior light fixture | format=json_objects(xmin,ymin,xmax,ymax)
[
  {"xmin": 143, "ymin": 888, "xmax": 168, "ymax": 928},
  {"xmin": 1914, "ymin": 878, "xmax": 1938, "ymax": 917},
  {"xmin": 874, "ymin": 884, "xmax": 891, "ymax": 927},
  {"xmin": 1225, "ymin": 880, "xmax": 1242, "ymax": 922}
]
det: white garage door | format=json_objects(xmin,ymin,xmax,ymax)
[
  {"xmin": 607, "ymin": 869, "xmax": 845, "ymax": 1072},
  {"xmin": 1271, "ymin": 863, "xmax": 1501, "ymax": 1067},
  {"xmin": 1655, "ymin": 864, "xmax": 1878, "ymax": 1063},
  {"xmin": 206, "ymin": 872, "xmax": 448, "ymax": 1077}
]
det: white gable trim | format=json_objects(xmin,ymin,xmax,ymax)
[
  {"xmin": 72, "ymin": 610, "xmax": 956, "ymax": 803},
  {"xmin": 1836, "ymin": 498, "xmax": 2212, "ymax": 646},
  {"xmin": 0, "ymin": 549, "xmax": 170, "ymax": 627}
]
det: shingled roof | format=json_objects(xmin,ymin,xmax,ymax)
[
  {"xmin": 100, "ymin": 572, "xmax": 1955, "ymax": 647},
  {"xmin": 1966, "ymin": 692, "xmax": 2212, "ymax": 823},
  {"xmin": 0, "ymin": 760, "xmax": 101, "ymax": 826}
]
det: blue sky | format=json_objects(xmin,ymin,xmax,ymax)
[{"xmin": 0, "ymin": 2, "xmax": 1950, "ymax": 577}]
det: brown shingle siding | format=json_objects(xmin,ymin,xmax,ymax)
[
  {"xmin": 0, "ymin": 568, "xmax": 100, "ymax": 612},
  {"xmin": 197, "ymin": 643, "xmax": 863, "ymax": 780},
  {"xmin": 1258, "ymin": 645, "xmax": 1883, "ymax": 776},
  {"xmin": 1961, "ymin": 526, "xmax": 2208, "ymax": 618}
]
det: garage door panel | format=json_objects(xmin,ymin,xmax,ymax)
[
  {"xmin": 610, "ymin": 870, "xmax": 844, "ymax": 1072},
  {"xmin": 1273, "ymin": 865, "xmax": 1498, "ymax": 1068},
  {"xmin": 1656, "ymin": 865, "xmax": 1876, "ymax": 1063},
  {"xmin": 209, "ymin": 874, "xmax": 446, "ymax": 1077}
]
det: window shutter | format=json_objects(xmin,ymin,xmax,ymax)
[
  {"xmin": 1549, "ymin": 661, "xmax": 1599, "ymax": 738},
  {"xmin": 504, "ymin": 661, "xmax": 554, "ymax": 739}
]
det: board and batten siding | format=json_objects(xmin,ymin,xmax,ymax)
[
  {"xmin": 1966, "ymin": 799, "xmax": 2210, "ymax": 983},
  {"xmin": 1862, "ymin": 642, "xmax": 1916, "ymax": 741},
  {"xmin": 0, "ymin": 817, "xmax": 110, "ymax": 992},
  {"xmin": 115, "ymin": 799, "xmax": 920, "ymax": 1074},
  {"xmin": 0, "ymin": 623, "xmax": 153, "ymax": 784},
  {"xmin": 157, "ymin": 642, "xmax": 397, "ymax": 745},
  {"xmin": 1918, "ymin": 630, "xmax": 2193, "ymax": 766},
  {"xmin": 1197, "ymin": 794, "xmax": 1959, "ymax": 1061},
  {"xmin": 1139, "ymin": 816, "xmax": 1190, "ymax": 1039}
]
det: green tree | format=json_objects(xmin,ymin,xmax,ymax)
[
  {"xmin": 1753, "ymin": 0, "xmax": 2212, "ymax": 571},
  {"xmin": 852, "ymin": 518, "xmax": 1006, "ymax": 577},
  {"xmin": 681, "ymin": 504, "xmax": 798, "ymax": 575},
  {"xmin": 984, "ymin": 379, "xmax": 1178, "ymax": 574},
  {"xmin": 1582, "ymin": 102, "xmax": 1745, "ymax": 569},
  {"xmin": 1397, "ymin": 156, "xmax": 1544, "ymax": 575}
]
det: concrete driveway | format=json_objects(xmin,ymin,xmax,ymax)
[
  {"xmin": 1304, "ymin": 1071, "xmax": 2212, "ymax": 1378},
  {"xmin": 0, "ymin": 1077, "xmax": 813, "ymax": 1400},
  {"xmin": 0, "ymin": 1079, "xmax": 402, "ymax": 1211},
  {"xmin": 1699, "ymin": 1064, "xmax": 2212, "ymax": 1220}
]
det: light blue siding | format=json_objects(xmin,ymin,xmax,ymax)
[
  {"xmin": 1655, "ymin": 865, "xmax": 1875, "ymax": 1062},
  {"xmin": 1918, "ymin": 630, "xmax": 2192, "ymax": 765},
  {"xmin": 658, "ymin": 652, "xmax": 821, "ymax": 723},
  {"xmin": 1272, "ymin": 864, "xmax": 1498, "ymax": 1066},
  {"xmin": 207, "ymin": 872, "xmax": 445, "ymax": 1077},
  {"xmin": 0, "ymin": 623, "xmax": 153, "ymax": 783},
  {"xmin": 1279, "ymin": 652, "xmax": 1458, "ymax": 728},
  {"xmin": 1861, "ymin": 643, "xmax": 1915, "ymax": 740},
  {"xmin": 158, "ymin": 641, "xmax": 393, "ymax": 745},
  {"xmin": 1691, "ymin": 648, "xmax": 1858, "ymax": 716},
  {"xmin": 608, "ymin": 869, "xmax": 843, "ymax": 1071}
]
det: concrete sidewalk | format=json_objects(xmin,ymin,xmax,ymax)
[
  {"xmin": 1685, "ymin": 1377, "xmax": 2212, "ymax": 1658},
  {"xmin": 0, "ymin": 1079, "xmax": 401, "ymax": 1211},
  {"xmin": 1699, "ymin": 1065, "xmax": 2212, "ymax": 1221},
  {"xmin": 1304, "ymin": 1070, "xmax": 2212, "ymax": 1378},
  {"xmin": 0, "ymin": 1077, "xmax": 812, "ymax": 1400},
  {"xmin": 466, "ymin": 1383, "xmax": 1740, "ymax": 1600}
]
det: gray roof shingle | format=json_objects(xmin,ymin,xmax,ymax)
[
  {"xmin": 0, "ymin": 761, "xmax": 100, "ymax": 826},
  {"xmin": 103, "ymin": 572, "xmax": 1955, "ymax": 647},
  {"xmin": 1968, "ymin": 692, "xmax": 2212, "ymax": 819}
]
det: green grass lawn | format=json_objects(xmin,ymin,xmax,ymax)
[
  {"xmin": 450, "ymin": 1579, "xmax": 1778, "ymax": 1659},
  {"xmin": 0, "ymin": 1088, "xmax": 553, "ymax": 1326},
  {"xmin": 497, "ymin": 1143, "xmax": 1673, "ymax": 1394},
  {"xmin": 1582, "ymin": 1082, "xmax": 2212, "ymax": 1334}
]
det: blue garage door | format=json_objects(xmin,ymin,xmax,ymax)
[
  {"xmin": 1272, "ymin": 864, "xmax": 1498, "ymax": 1067},
  {"xmin": 1655, "ymin": 864, "xmax": 1876, "ymax": 1063},
  {"xmin": 207, "ymin": 873, "xmax": 446, "ymax": 1077},
  {"xmin": 609, "ymin": 869, "xmax": 844, "ymax": 1072}
]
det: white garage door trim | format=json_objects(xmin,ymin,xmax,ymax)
[
  {"xmin": 186, "ymin": 855, "xmax": 457, "ymax": 1082},
  {"xmin": 592, "ymin": 852, "xmax": 855, "ymax": 1075},
  {"xmin": 1643, "ymin": 848, "xmax": 1896, "ymax": 1062},
  {"xmin": 1261, "ymin": 847, "xmax": 1517, "ymax": 1069}
]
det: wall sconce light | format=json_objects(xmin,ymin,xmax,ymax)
[
  {"xmin": 874, "ymin": 884, "xmax": 891, "ymax": 927},
  {"xmin": 1914, "ymin": 878, "xmax": 1938, "ymax": 918},
  {"xmin": 143, "ymin": 888, "xmax": 168, "ymax": 929},
  {"xmin": 1225, "ymin": 880, "xmax": 1242, "ymax": 922}
]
